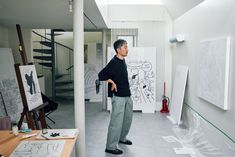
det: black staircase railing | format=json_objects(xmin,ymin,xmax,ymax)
[{"xmin": 32, "ymin": 30, "xmax": 74, "ymax": 100}]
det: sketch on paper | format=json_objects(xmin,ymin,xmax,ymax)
[
  {"xmin": 107, "ymin": 47, "xmax": 157, "ymax": 112},
  {"xmin": 19, "ymin": 65, "xmax": 43, "ymax": 111},
  {"xmin": 9, "ymin": 140, "xmax": 65, "ymax": 157},
  {"xmin": 0, "ymin": 48, "xmax": 23, "ymax": 121},
  {"xmin": 128, "ymin": 61, "xmax": 155, "ymax": 104},
  {"xmin": 0, "ymin": 78, "xmax": 23, "ymax": 121},
  {"xmin": 125, "ymin": 47, "xmax": 156, "ymax": 112}
]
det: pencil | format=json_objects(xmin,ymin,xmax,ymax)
[{"xmin": 41, "ymin": 134, "xmax": 50, "ymax": 140}]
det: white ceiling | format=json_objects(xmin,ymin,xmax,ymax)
[
  {"xmin": 0, "ymin": 0, "xmax": 205, "ymax": 30},
  {"xmin": 162, "ymin": 0, "xmax": 205, "ymax": 19},
  {"xmin": 0, "ymin": 0, "xmax": 107, "ymax": 30}
]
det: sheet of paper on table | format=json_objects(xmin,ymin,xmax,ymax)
[
  {"xmin": 10, "ymin": 140, "xmax": 65, "ymax": 157},
  {"xmin": 36, "ymin": 129, "xmax": 79, "ymax": 140}
]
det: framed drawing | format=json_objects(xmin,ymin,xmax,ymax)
[{"xmin": 19, "ymin": 65, "xmax": 43, "ymax": 111}]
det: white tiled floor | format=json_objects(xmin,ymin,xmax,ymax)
[{"xmin": 49, "ymin": 101, "xmax": 190, "ymax": 157}]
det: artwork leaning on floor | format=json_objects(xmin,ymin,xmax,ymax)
[
  {"xmin": 108, "ymin": 47, "xmax": 157, "ymax": 113},
  {"xmin": 197, "ymin": 37, "xmax": 232, "ymax": 110},
  {"xmin": 0, "ymin": 48, "xmax": 23, "ymax": 121},
  {"xmin": 19, "ymin": 65, "xmax": 43, "ymax": 111}
]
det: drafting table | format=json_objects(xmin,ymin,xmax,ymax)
[{"xmin": 0, "ymin": 130, "xmax": 78, "ymax": 157}]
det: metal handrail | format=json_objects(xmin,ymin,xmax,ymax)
[{"xmin": 32, "ymin": 30, "xmax": 73, "ymax": 51}]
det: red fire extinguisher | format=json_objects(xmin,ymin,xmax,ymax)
[{"xmin": 160, "ymin": 81, "xmax": 169, "ymax": 113}]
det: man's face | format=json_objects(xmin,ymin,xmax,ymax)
[{"xmin": 117, "ymin": 43, "xmax": 128, "ymax": 57}]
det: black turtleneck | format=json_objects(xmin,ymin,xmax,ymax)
[{"xmin": 98, "ymin": 55, "xmax": 131, "ymax": 97}]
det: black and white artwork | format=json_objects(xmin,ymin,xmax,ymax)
[
  {"xmin": 128, "ymin": 61, "xmax": 155, "ymax": 104},
  {"xmin": 19, "ymin": 65, "xmax": 43, "ymax": 111},
  {"xmin": 108, "ymin": 47, "xmax": 156, "ymax": 113},
  {"xmin": 0, "ymin": 48, "xmax": 23, "ymax": 121},
  {"xmin": 0, "ymin": 78, "xmax": 23, "ymax": 121},
  {"xmin": 10, "ymin": 140, "xmax": 65, "ymax": 157}
]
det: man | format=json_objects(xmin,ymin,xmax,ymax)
[{"xmin": 98, "ymin": 39, "xmax": 133, "ymax": 155}]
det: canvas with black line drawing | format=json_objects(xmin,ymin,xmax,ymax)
[{"xmin": 19, "ymin": 65, "xmax": 43, "ymax": 111}]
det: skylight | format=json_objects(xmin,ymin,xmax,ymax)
[{"xmin": 108, "ymin": 0, "xmax": 163, "ymax": 5}]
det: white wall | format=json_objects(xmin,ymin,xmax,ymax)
[
  {"xmin": 56, "ymin": 32, "xmax": 74, "ymax": 75},
  {"xmin": 0, "ymin": 27, "xmax": 32, "ymax": 63},
  {"xmin": 108, "ymin": 5, "xmax": 165, "ymax": 23},
  {"xmin": 84, "ymin": 32, "xmax": 102, "ymax": 44},
  {"xmin": 172, "ymin": 0, "xmax": 235, "ymax": 142},
  {"xmin": 8, "ymin": 28, "xmax": 32, "ymax": 64},
  {"xmin": 162, "ymin": 0, "xmax": 204, "ymax": 19},
  {"xmin": 0, "ymin": 26, "xmax": 9, "ymax": 47},
  {"xmin": 87, "ymin": 43, "xmax": 97, "ymax": 64},
  {"xmin": 95, "ymin": 0, "xmax": 108, "ymax": 24}
]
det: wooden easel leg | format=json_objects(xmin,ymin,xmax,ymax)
[
  {"xmin": 18, "ymin": 112, "xmax": 25, "ymax": 130},
  {"xmin": 32, "ymin": 111, "xmax": 40, "ymax": 129},
  {"xmin": 38, "ymin": 109, "xmax": 47, "ymax": 129},
  {"xmin": 26, "ymin": 112, "xmax": 35, "ymax": 130}
]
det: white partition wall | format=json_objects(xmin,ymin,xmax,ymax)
[{"xmin": 107, "ymin": 47, "xmax": 156, "ymax": 113}]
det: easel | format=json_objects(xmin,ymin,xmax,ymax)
[{"xmin": 15, "ymin": 24, "xmax": 47, "ymax": 130}]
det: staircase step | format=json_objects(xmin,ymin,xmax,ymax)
[
  {"xmin": 46, "ymin": 33, "xmax": 64, "ymax": 36},
  {"xmin": 34, "ymin": 56, "xmax": 52, "ymax": 61},
  {"xmin": 52, "ymin": 29, "xmax": 65, "ymax": 32},
  {"xmin": 38, "ymin": 62, "xmax": 52, "ymax": 67},
  {"xmin": 34, "ymin": 49, "xmax": 52, "ymax": 54},
  {"xmin": 56, "ymin": 88, "xmax": 74, "ymax": 93},
  {"xmin": 55, "ymin": 95, "xmax": 74, "ymax": 100},
  {"xmin": 40, "ymin": 41, "xmax": 52, "ymax": 47},
  {"xmin": 55, "ymin": 74, "xmax": 69, "ymax": 80},
  {"xmin": 55, "ymin": 80, "xmax": 73, "ymax": 86}
]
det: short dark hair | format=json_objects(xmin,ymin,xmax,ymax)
[{"xmin": 113, "ymin": 39, "xmax": 127, "ymax": 53}]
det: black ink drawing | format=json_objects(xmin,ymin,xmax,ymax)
[
  {"xmin": 9, "ymin": 140, "xmax": 65, "ymax": 157},
  {"xmin": 128, "ymin": 61, "xmax": 155, "ymax": 104},
  {"xmin": 25, "ymin": 71, "xmax": 36, "ymax": 95},
  {"xmin": 19, "ymin": 65, "xmax": 43, "ymax": 111}
]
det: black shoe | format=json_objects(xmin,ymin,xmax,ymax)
[
  {"xmin": 119, "ymin": 140, "xmax": 132, "ymax": 145},
  {"xmin": 105, "ymin": 148, "xmax": 123, "ymax": 155}
]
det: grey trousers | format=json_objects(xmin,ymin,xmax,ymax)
[{"xmin": 106, "ymin": 96, "xmax": 133, "ymax": 150}]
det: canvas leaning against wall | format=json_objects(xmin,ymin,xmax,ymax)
[
  {"xmin": 19, "ymin": 65, "xmax": 43, "ymax": 111},
  {"xmin": 107, "ymin": 47, "xmax": 157, "ymax": 113},
  {"xmin": 197, "ymin": 37, "xmax": 231, "ymax": 110},
  {"xmin": 0, "ymin": 48, "xmax": 23, "ymax": 121}
]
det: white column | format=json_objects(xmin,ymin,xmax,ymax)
[
  {"xmin": 73, "ymin": 0, "xmax": 85, "ymax": 156},
  {"xmin": 102, "ymin": 29, "xmax": 107, "ymax": 110}
]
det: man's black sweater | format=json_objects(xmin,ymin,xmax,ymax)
[{"xmin": 98, "ymin": 55, "xmax": 131, "ymax": 97}]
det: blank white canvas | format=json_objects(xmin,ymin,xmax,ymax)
[
  {"xmin": 169, "ymin": 66, "xmax": 188, "ymax": 125},
  {"xmin": 197, "ymin": 37, "xmax": 231, "ymax": 110}
]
